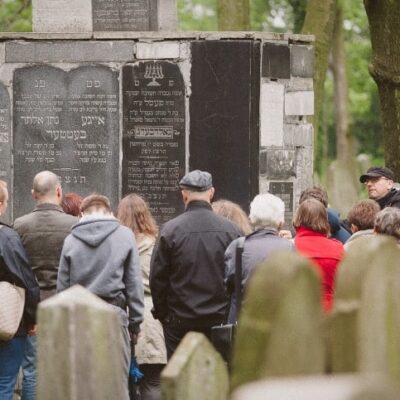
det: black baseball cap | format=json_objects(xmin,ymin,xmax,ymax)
[{"xmin": 359, "ymin": 166, "xmax": 395, "ymax": 183}]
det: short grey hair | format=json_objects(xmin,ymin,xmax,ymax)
[
  {"xmin": 374, "ymin": 207, "xmax": 400, "ymax": 241},
  {"xmin": 249, "ymin": 193, "xmax": 285, "ymax": 230}
]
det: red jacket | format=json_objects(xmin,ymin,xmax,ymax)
[{"xmin": 295, "ymin": 226, "xmax": 344, "ymax": 312}]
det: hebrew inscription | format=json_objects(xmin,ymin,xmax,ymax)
[
  {"xmin": 92, "ymin": 0, "xmax": 156, "ymax": 31},
  {"xmin": 0, "ymin": 83, "xmax": 11, "ymax": 223},
  {"xmin": 269, "ymin": 181, "xmax": 294, "ymax": 229},
  {"xmin": 122, "ymin": 61, "xmax": 185, "ymax": 224},
  {"xmin": 13, "ymin": 65, "xmax": 119, "ymax": 218}
]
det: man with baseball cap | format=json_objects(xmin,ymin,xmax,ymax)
[
  {"xmin": 150, "ymin": 170, "xmax": 242, "ymax": 358},
  {"xmin": 360, "ymin": 166, "xmax": 400, "ymax": 209}
]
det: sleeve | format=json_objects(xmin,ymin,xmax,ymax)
[
  {"xmin": 224, "ymin": 238, "xmax": 238, "ymax": 296},
  {"xmin": 57, "ymin": 240, "xmax": 71, "ymax": 292},
  {"xmin": 2, "ymin": 235, "xmax": 40, "ymax": 326},
  {"xmin": 123, "ymin": 235, "xmax": 144, "ymax": 333},
  {"xmin": 149, "ymin": 233, "xmax": 171, "ymax": 321}
]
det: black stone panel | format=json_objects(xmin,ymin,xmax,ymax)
[
  {"xmin": 269, "ymin": 181, "xmax": 294, "ymax": 229},
  {"xmin": 0, "ymin": 83, "xmax": 11, "ymax": 223},
  {"xmin": 262, "ymin": 42, "xmax": 290, "ymax": 79},
  {"xmin": 291, "ymin": 45, "xmax": 314, "ymax": 78},
  {"xmin": 122, "ymin": 61, "xmax": 185, "ymax": 224},
  {"xmin": 92, "ymin": 0, "xmax": 157, "ymax": 31},
  {"xmin": 13, "ymin": 65, "xmax": 119, "ymax": 218},
  {"xmin": 190, "ymin": 40, "xmax": 260, "ymax": 212},
  {"xmin": 264, "ymin": 149, "xmax": 296, "ymax": 179}
]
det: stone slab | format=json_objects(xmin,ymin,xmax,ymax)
[
  {"xmin": 232, "ymin": 375, "xmax": 399, "ymax": 400},
  {"xmin": 37, "ymin": 285, "xmax": 126, "ymax": 400},
  {"xmin": 285, "ymin": 91, "xmax": 314, "ymax": 116},
  {"xmin": 260, "ymin": 83, "xmax": 284, "ymax": 147},
  {"xmin": 190, "ymin": 40, "xmax": 260, "ymax": 211},
  {"xmin": 5, "ymin": 41, "xmax": 135, "ymax": 63},
  {"xmin": 157, "ymin": 0, "xmax": 178, "ymax": 31},
  {"xmin": 259, "ymin": 149, "xmax": 296, "ymax": 179},
  {"xmin": 161, "ymin": 332, "xmax": 228, "ymax": 400},
  {"xmin": 92, "ymin": 0, "xmax": 157, "ymax": 31},
  {"xmin": 269, "ymin": 181, "xmax": 294, "ymax": 229},
  {"xmin": 32, "ymin": 0, "xmax": 93, "ymax": 33},
  {"xmin": 13, "ymin": 65, "xmax": 119, "ymax": 218},
  {"xmin": 136, "ymin": 42, "xmax": 180, "ymax": 60},
  {"xmin": 0, "ymin": 83, "xmax": 11, "ymax": 224},
  {"xmin": 291, "ymin": 44, "xmax": 314, "ymax": 78},
  {"xmin": 122, "ymin": 61, "xmax": 185, "ymax": 225},
  {"xmin": 283, "ymin": 123, "xmax": 313, "ymax": 147},
  {"xmin": 262, "ymin": 42, "xmax": 290, "ymax": 79}
]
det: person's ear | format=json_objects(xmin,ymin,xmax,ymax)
[
  {"xmin": 31, "ymin": 189, "xmax": 37, "ymax": 200},
  {"xmin": 351, "ymin": 223, "xmax": 358, "ymax": 233},
  {"xmin": 209, "ymin": 187, "xmax": 215, "ymax": 201}
]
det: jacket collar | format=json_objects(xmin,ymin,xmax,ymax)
[
  {"xmin": 33, "ymin": 203, "xmax": 65, "ymax": 213},
  {"xmin": 377, "ymin": 188, "xmax": 399, "ymax": 208},
  {"xmin": 295, "ymin": 226, "xmax": 327, "ymax": 238},
  {"xmin": 246, "ymin": 228, "xmax": 278, "ymax": 239},
  {"xmin": 185, "ymin": 200, "xmax": 212, "ymax": 212}
]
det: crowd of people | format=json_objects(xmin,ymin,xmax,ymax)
[{"xmin": 1, "ymin": 165, "xmax": 400, "ymax": 400}]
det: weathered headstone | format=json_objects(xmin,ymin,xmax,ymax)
[
  {"xmin": 190, "ymin": 40, "xmax": 260, "ymax": 210},
  {"xmin": 231, "ymin": 375, "xmax": 399, "ymax": 400},
  {"xmin": 358, "ymin": 237, "xmax": 400, "ymax": 383},
  {"xmin": 122, "ymin": 61, "xmax": 185, "ymax": 224},
  {"xmin": 331, "ymin": 236, "xmax": 394, "ymax": 373},
  {"xmin": 161, "ymin": 332, "xmax": 228, "ymax": 400},
  {"xmin": 0, "ymin": 83, "xmax": 11, "ymax": 223},
  {"xmin": 13, "ymin": 65, "xmax": 119, "ymax": 218},
  {"xmin": 230, "ymin": 252, "xmax": 325, "ymax": 391},
  {"xmin": 37, "ymin": 285, "xmax": 126, "ymax": 400}
]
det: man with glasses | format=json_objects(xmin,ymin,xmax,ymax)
[{"xmin": 360, "ymin": 166, "xmax": 400, "ymax": 209}]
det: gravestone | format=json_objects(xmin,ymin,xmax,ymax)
[
  {"xmin": 231, "ymin": 252, "xmax": 325, "ymax": 391},
  {"xmin": 331, "ymin": 236, "xmax": 394, "ymax": 373},
  {"xmin": 13, "ymin": 65, "xmax": 119, "ymax": 218},
  {"xmin": 358, "ymin": 237, "xmax": 400, "ymax": 383},
  {"xmin": 122, "ymin": 61, "xmax": 185, "ymax": 223},
  {"xmin": 37, "ymin": 285, "xmax": 126, "ymax": 400},
  {"xmin": 190, "ymin": 40, "xmax": 260, "ymax": 209},
  {"xmin": 161, "ymin": 332, "xmax": 228, "ymax": 400},
  {"xmin": 0, "ymin": 83, "xmax": 11, "ymax": 223},
  {"xmin": 231, "ymin": 375, "xmax": 399, "ymax": 400}
]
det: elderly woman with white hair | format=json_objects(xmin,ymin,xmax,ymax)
[{"xmin": 224, "ymin": 193, "xmax": 294, "ymax": 323}]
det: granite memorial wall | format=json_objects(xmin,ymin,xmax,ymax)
[{"xmin": 0, "ymin": 32, "xmax": 313, "ymax": 226}]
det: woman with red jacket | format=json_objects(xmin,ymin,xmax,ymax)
[{"xmin": 293, "ymin": 198, "xmax": 344, "ymax": 312}]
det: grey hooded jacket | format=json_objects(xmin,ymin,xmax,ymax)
[{"xmin": 57, "ymin": 217, "xmax": 144, "ymax": 332}]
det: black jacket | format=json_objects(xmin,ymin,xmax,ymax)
[
  {"xmin": 377, "ymin": 188, "xmax": 400, "ymax": 209},
  {"xmin": 150, "ymin": 200, "xmax": 242, "ymax": 325},
  {"xmin": 0, "ymin": 223, "xmax": 40, "ymax": 336}
]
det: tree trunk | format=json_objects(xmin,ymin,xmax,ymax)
[
  {"xmin": 364, "ymin": 0, "xmax": 400, "ymax": 178},
  {"xmin": 217, "ymin": 0, "xmax": 250, "ymax": 31},
  {"xmin": 302, "ymin": 0, "xmax": 337, "ymax": 140},
  {"xmin": 331, "ymin": 2, "xmax": 352, "ymax": 164}
]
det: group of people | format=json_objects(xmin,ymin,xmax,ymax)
[{"xmin": 1, "ymin": 165, "xmax": 400, "ymax": 400}]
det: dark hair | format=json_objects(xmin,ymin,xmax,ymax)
[
  {"xmin": 347, "ymin": 200, "xmax": 380, "ymax": 231},
  {"xmin": 61, "ymin": 192, "xmax": 82, "ymax": 217},
  {"xmin": 293, "ymin": 198, "xmax": 330, "ymax": 235},
  {"xmin": 80, "ymin": 193, "xmax": 111, "ymax": 214},
  {"xmin": 212, "ymin": 199, "xmax": 253, "ymax": 235},
  {"xmin": 117, "ymin": 194, "xmax": 158, "ymax": 237},
  {"xmin": 374, "ymin": 207, "xmax": 400, "ymax": 241},
  {"xmin": 299, "ymin": 185, "xmax": 328, "ymax": 208}
]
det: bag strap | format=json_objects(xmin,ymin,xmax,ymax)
[{"xmin": 234, "ymin": 237, "xmax": 245, "ymax": 315}]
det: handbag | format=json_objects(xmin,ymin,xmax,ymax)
[
  {"xmin": 0, "ymin": 281, "xmax": 26, "ymax": 341},
  {"xmin": 211, "ymin": 239, "xmax": 244, "ymax": 364}
]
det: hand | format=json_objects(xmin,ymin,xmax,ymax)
[
  {"xmin": 27, "ymin": 324, "xmax": 37, "ymax": 336},
  {"xmin": 278, "ymin": 230, "xmax": 293, "ymax": 239}
]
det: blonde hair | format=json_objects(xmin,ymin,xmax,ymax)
[
  {"xmin": 212, "ymin": 199, "xmax": 252, "ymax": 235},
  {"xmin": 117, "ymin": 194, "xmax": 158, "ymax": 237}
]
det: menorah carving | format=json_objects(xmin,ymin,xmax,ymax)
[{"xmin": 144, "ymin": 63, "xmax": 164, "ymax": 86}]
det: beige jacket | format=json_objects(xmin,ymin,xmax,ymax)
[{"xmin": 135, "ymin": 234, "xmax": 167, "ymax": 365}]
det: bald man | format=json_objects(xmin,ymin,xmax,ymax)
[{"xmin": 13, "ymin": 170, "xmax": 77, "ymax": 400}]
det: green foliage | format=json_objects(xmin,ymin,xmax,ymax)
[
  {"xmin": 178, "ymin": 0, "xmax": 217, "ymax": 31},
  {"xmin": 0, "ymin": 0, "xmax": 32, "ymax": 32}
]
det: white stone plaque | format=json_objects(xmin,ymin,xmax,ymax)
[
  {"xmin": 285, "ymin": 91, "xmax": 314, "ymax": 116},
  {"xmin": 260, "ymin": 83, "xmax": 284, "ymax": 147}
]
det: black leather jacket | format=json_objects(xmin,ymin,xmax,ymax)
[
  {"xmin": 0, "ymin": 223, "xmax": 40, "ymax": 336},
  {"xmin": 377, "ymin": 188, "xmax": 400, "ymax": 209},
  {"xmin": 150, "ymin": 200, "xmax": 242, "ymax": 325}
]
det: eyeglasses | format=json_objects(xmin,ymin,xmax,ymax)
[{"xmin": 363, "ymin": 177, "xmax": 389, "ymax": 185}]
